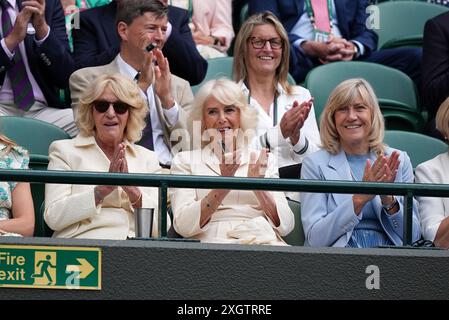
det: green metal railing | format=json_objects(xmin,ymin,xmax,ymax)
[{"xmin": 1, "ymin": 169, "xmax": 449, "ymax": 245}]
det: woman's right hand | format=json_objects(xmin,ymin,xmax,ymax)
[
  {"xmin": 353, "ymin": 154, "xmax": 399, "ymax": 213},
  {"xmin": 247, "ymin": 149, "xmax": 268, "ymax": 178},
  {"xmin": 219, "ymin": 150, "xmax": 240, "ymax": 177},
  {"xmin": 279, "ymin": 99, "xmax": 313, "ymax": 144},
  {"xmin": 191, "ymin": 17, "xmax": 213, "ymax": 46}
]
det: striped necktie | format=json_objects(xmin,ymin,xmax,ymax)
[{"xmin": 0, "ymin": 0, "xmax": 35, "ymax": 111}]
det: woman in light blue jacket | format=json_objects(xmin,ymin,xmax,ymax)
[{"xmin": 301, "ymin": 79, "xmax": 421, "ymax": 247}]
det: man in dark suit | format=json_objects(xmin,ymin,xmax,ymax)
[
  {"xmin": 422, "ymin": 11, "xmax": 449, "ymax": 138},
  {"xmin": 72, "ymin": 0, "xmax": 207, "ymax": 85},
  {"xmin": 0, "ymin": 0, "xmax": 77, "ymax": 136},
  {"xmin": 249, "ymin": 0, "xmax": 421, "ymax": 87}
]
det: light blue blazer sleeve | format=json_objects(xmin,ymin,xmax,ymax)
[{"xmin": 300, "ymin": 148, "xmax": 421, "ymax": 247}]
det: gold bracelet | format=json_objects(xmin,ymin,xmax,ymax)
[
  {"xmin": 383, "ymin": 197, "xmax": 398, "ymax": 212},
  {"xmin": 131, "ymin": 192, "xmax": 142, "ymax": 206}
]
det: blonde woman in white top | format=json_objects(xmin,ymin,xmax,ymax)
[
  {"xmin": 415, "ymin": 97, "xmax": 449, "ymax": 248},
  {"xmin": 233, "ymin": 12, "xmax": 320, "ymax": 180}
]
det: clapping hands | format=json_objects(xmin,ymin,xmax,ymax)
[
  {"xmin": 95, "ymin": 143, "xmax": 141, "ymax": 206},
  {"xmin": 247, "ymin": 149, "xmax": 269, "ymax": 178},
  {"xmin": 280, "ymin": 98, "xmax": 313, "ymax": 145},
  {"xmin": 356, "ymin": 151, "xmax": 400, "ymax": 203}
]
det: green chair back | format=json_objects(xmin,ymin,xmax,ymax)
[
  {"xmin": 0, "ymin": 117, "xmax": 68, "ymax": 237},
  {"xmin": 28, "ymin": 155, "xmax": 53, "ymax": 237},
  {"xmin": 375, "ymin": 1, "xmax": 448, "ymax": 49},
  {"xmin": 304, "ymin": 61, "xmax": 424, "ymax": 132},
  {"xmin": 384, "ymin": 130, "xmax": 448, "ymax": 168},
  {"xmin": 287, "ymin": 73, "xmax": 296, "ymax": 85},
  {"xmin": 240, "ymin": 3, "xmax": 249, "ymax": 26},
  {"xmin": 191, "ymin": 57, "xmax": 234, "ymax": 95},
  {"xmin": 282, "ymin": 198, "xmax": 305, "ymax": 246},
  {"xmin": 0, "ymin": 116, "xmax": 71, "ymax": 156}
]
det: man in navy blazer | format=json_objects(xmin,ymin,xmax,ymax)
[
  {"xmin": 0, "ymin": 0, "xmax": 77, "ymax": 136},
  {"xmin": 72, "ymin": 0, "xmax": 207, "ymax": 85},
  {"xmin": 422, "ymin": 11, "xmax": 449, "ymax": 138},
  {"xmin": 249, "ymin": 0, "xmax": 421, "ymax": 87}
]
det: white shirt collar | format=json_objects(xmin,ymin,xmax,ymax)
[
  {"xmin": 116, "ymin": 54, "xmax": 140, "ymax": 81},
  {"xmin": 240, "ymin": 80, "xmax": 285, "ymax": 96}
]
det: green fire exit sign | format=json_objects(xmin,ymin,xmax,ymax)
[{"xmin": 0, "ymin": 245, "xmax": 101, "ymax": 290}]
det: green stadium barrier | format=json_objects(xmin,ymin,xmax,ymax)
[{"xmin": 1, "ymin": 169, "xmax": 449, "ymax": 245}]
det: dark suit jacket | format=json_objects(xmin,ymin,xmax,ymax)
[
  {"xmin": 422, "ymin": 11, "xmax": 449, "ymax": 118},
  {"xmin": 72, "ymin": 1, "xmax": 207, "ymax": 85},
  {"xmin": 248, "ymin": 0, "xmax": 378, "ymax": 82},
  {"xmin": 0, "ymin": 0, "xmax": 74, "ymax": 108}
]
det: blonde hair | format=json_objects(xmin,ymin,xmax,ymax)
[
  {"xmin": 190, "ymin": 78, "xmax": 257, "ymax": 148},
  {"xmin": 0, "ymin": 134, "xmax": 17, "ymax": 155},
  {"xmin": 320, "ymin": 78, "xmax": 385, "ymax": 155},
  {"xmin": 76, "ymin": 73, "xmax": 148, "ymax": 143},
  {"xmin": 436, "ymin": 97, "xmax": 449, "ymax": 141},
  {"xmin": 233, "ymin": 11, "xmax": 293, "ymax": 95}
]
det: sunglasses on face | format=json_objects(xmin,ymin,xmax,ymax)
[{"xmin": 92, "ymin": 100, "xmax": 130, "ymax": 115}]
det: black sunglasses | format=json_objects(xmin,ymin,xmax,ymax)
[{"xmin": 92, "ymin": 100, "xmax": 130, "ymax": 115}]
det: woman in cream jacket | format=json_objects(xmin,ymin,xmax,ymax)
[
  {"xmin": 45, "ymin": 74, "xmax": 163, "ymax": 239},
  {"xmin": 170, "ymin": 78, "xmax": 294, "ymax": 245}
]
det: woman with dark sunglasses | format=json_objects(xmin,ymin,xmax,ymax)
[{"xmin": 44, "ymin": 73, "xmax": 165, "ymax": 240}]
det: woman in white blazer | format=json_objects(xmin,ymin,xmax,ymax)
[
  {"xmin": 301, "ymin": 79, "xmax": 420, "ymax": 247},
  {"xmin": 170, "ymin": 78, "xmax": 294, "ymax": 245},
  {"xmin": 233, "ymin": 12, "xmax": 320, "ymax": 181},
  {"xmin": 45, "ymin": 74, "xmax": 163, "ymax": 239},
  {"xmin": 415, "ymin": 97, "xmax": 449, "ymax": 247}
]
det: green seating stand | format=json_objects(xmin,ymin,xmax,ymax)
[
  {"xmin": 28, "ymin": 155, "xmax": 53, "ymax": 237},
  {"xmin": 304, "ymin": 61, "xmax": 425, "ymax": 132},
  {"xmin": 191, "ymin": 57, "xmax": 234, "ymax": 95},
  {"xmin": 384, "ymin": 130, "xmax": 448, "ymax": 169},
  {"xmin": 375, "ymin": 1, "xmax": 448, "ymax": 49},
  {"xmin": 282, "ymin": 198, "xmax": 305, "ymax": 246},
  {"xmin": 0, "ymin": 116, "xmax": 71, "ymax": 155},
  {"xmin": 0, "ymin": 116, "xmax": 70, "ymax": 237}
]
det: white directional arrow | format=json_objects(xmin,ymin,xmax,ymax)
[{"xmin": 66, "ymin": 258, "xmax": 94, "ymax": 279}]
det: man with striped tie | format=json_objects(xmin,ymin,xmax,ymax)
[{"xmin": 0, "ymin": 0, "xmax": 77, "ymax": 136}]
